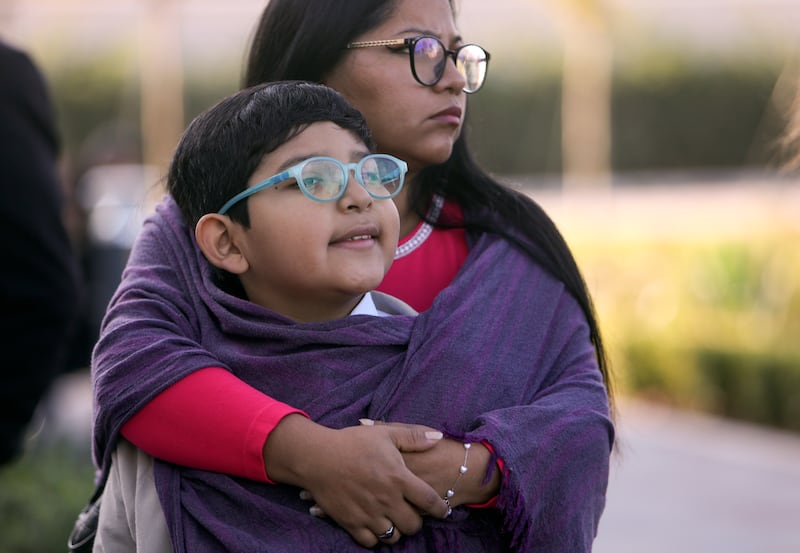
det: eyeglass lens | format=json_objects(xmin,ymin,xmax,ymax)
[
  {"xmin": 412, "ymin": 37, "xmax": 488, "ymax": 92},
  {"xmin": 301, "ymin": 157, "xmax": 403, "ymax": 201}
]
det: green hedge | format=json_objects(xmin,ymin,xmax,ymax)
[
  {"xmin": 697, "ymin": 349, "xmax": 800, "ymax": 432},
  {"xmin": 622, "ymin": 342, "xmax": 800, "ymax": 433},
  {"xmin": 572, "ymin": 232, "xmax": 800, "ymax": 434},
  {"xmin": 468, "ymin": 63, "xmax": 784, "ymax": 175},
  {"xmin": 0, "ymin": 447, "xmax": 95, "ymax": 553}
]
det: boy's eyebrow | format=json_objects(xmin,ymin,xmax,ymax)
[
  {"xmin": 275, "ymin": 156, "xmax": 312, "ymax": 172},
  {"xmin": 274, "ymin": 150, "xmax": 371, "ymax": 172},
  {"xmin": 349, "ymin": 149, "xmax": 370, "ymax": 162}
]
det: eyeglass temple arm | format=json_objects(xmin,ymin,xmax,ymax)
[{"xmin": 347, "ymin": 39, "xmax": 407, "ymax": 49}]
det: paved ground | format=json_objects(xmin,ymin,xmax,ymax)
[
  {"xmin": 594, "ymin": 399, "xmax": 800, "ymax": 553},
  {"xmin": 32, "ymin": 371, "xmax": 800, "ymax": 552}
]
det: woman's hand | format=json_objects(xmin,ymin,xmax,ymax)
[
  {"xmin": 263, "ymin": 414, "xmax": 450, "ymax": 547},
  {"xmin": 401, "ymin": 435, "xmax": 500, "ymax": 507},
  {"xmin": 358, "ymin": 421, "xmax": 501, "ymax": 507}
]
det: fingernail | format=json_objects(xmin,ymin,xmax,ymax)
[
  {"xmin": 359, "ymin": 418, "xmax": 375, "ymax": 426},
  {"xmin": 309, "ymin": 505, "xmax": 324, "ymax": 518},
  {"xmin": 299, "ymin": 490, "xmax": 312, "ymax": 501},
  {"xmin": 425, "ymin": 431, "xmax": 443, "ymax": 440}
]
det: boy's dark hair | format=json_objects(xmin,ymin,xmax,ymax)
[{"xmin": 167, "ymin": 81, "xmax": 374, "ymax": 228}]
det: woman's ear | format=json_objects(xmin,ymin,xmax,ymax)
[{"xmin": 195, "ymin": 214, "xmax": 249, "ymax": 275}]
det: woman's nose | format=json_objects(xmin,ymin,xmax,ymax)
[{"xmin": 437, "ymin": 53, "xmax": 467, "ymax": 93}]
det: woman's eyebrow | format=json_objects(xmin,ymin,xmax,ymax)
[{"xmin": 397, "ymin": 27, "xmax": 464, "ymax": 44}]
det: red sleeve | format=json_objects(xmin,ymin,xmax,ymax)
[
  {"xmin": 120, "ymin": 367, "xmax": 307, "ymax": 483},
  {"xmin": 465, "ymin": 440, "xmax": 505, "ymax": 509}
]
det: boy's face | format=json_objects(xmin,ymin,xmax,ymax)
[{"xmin": 232, "ymin": 122, "xmax": 400, "ymax": 322}]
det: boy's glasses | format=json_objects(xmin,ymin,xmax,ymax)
[
  {"xmin": 346, "ymin": 36, "xmax": 490, "ymax": 93},
  {"xmin": 218, "ymin": 154, "xmax": 408, "ymax": 214}
]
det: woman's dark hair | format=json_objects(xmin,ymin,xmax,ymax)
[
  {"xmin": 167, "ymin": 81, "xmax": 373, "ymax": 228},
  {"xmin": 244, "ymin": 0, "xmax": 613, "ymax": 402}
]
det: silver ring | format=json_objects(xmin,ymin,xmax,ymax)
[{"xmin": 377, "ymin": 525, "xmax": 395, "ymax": 540}]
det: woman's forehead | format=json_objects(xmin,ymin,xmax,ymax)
[{"xmin": 373, "ymin": 0, "xmax": 459, "ymax": 40}]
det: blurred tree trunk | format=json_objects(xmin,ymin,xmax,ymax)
[
  {"xmin": 547, "ymin": 0, "xmax": 613, "ymax": 190},
  {"xmin": 768, "ymin": 58, "xmax": 800, "ymax": 170},
  {"xmin": 139, "ymin": 0, "xmax": 184, "ymax": 206}
]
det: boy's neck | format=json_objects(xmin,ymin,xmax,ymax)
[{"xmin": 246, "ymin": 290, "xmax": 368, "ymax": 323}]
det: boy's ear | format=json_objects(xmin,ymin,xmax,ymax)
[{"xmin": 195, "ymin": 214, "xmax": 250, "ymax": 275}]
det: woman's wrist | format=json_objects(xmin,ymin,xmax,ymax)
[
  {"xmin": 261, "ymin": 413, "xmax": 323, "ymax": 485},
  {"xmin": 448, "ymin": 441, "xmax": 500, "ymax": 507}
]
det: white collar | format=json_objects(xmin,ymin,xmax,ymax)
[{"xmin": 349, "ymin": 292, "xmax": 389, "ymax": 317}]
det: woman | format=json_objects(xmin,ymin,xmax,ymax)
[{"xmin": 92, "ymin": 0, "xmax": 614, "ymax": 550}]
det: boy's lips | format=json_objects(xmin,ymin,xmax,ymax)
[{"xmin": 330, "ymin": 224, "xmax": 380, "ymax": 244}]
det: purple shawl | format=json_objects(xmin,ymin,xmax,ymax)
[{"xmin": 93, "ymin": 198, "xmax": 613, "ymax": 552}]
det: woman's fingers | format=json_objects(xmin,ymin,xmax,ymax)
[
  {"xmin": 349, "ymin": 523, "xmax": 402, "ymax": 548},
  {"xmin": 297, "ymin": 424, "xmax": 451, "ymax": 544},
  {"xmin": 360, "ymin": 419, "xmax": 444, "ymax": 452},
  {"xmin": 401, "ymin": 470, "xmax": 451, "ymax": 520},
  {"xmin": 373, "ymin": 520, "xmax": 402, "ymax": 545}
]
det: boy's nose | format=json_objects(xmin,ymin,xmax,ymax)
[{"xmin": 340, "ymin": 170, "xmax": 373, "ymax": 211}]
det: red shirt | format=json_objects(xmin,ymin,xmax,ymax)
[{"xmin": 377, "ymin": 197, "xmax": 468, "ymax": 312}]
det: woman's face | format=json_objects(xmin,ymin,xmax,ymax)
[{"xmin": 324, "ymin": 0, "xmax": 467, "ymax": 175}]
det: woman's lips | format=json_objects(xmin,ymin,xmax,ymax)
[{"xmin": 432, "ymin": 106, "xmax": 462, "ymax": 125}]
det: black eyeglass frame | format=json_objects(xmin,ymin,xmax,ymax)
[{"xmin": 346, "ymin": 35, "xmax": 491, "ymax": 93}]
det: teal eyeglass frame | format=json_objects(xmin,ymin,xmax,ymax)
[{"xmin": 217, "ymin": 154, "xmax": 408, "ymax": 215}]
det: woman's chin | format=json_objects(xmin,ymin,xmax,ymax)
[{"xmin": 414, "ymin": 146, "xmax": 455, "ymax": 169}]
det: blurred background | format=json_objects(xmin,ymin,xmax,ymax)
[{"xmin": 1, "ymin": 1, "xmax": 799, "ymax": 551}]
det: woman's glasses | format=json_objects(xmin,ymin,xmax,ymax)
[
  {"xmin": 347, "ymin": 35, "xmax": 490, "ymax": 93},
  {"xmin": 218, "ymin": 154, "xmax": 408, "ymax": 214}
]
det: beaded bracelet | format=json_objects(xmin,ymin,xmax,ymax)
[{"xmin": 443, "ymin": 442, "xmax": 471, "ymax": 516}]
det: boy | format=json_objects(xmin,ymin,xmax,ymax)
[{"xmin": 93, "ymin": 81, "xmax": 453, "ymax": 552}]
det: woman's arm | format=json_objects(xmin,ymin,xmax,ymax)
[
  {"xmin": 119, "ymin": 369, "xmax": 451, "ymax": 547},
  {"xmin": 120, "ymin": 367, "xmax": 304, "ymax": 482}
]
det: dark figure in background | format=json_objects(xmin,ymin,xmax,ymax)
[{"xmin": 0, "ymin": 41, "xmax": 83, "ymax": 465}]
